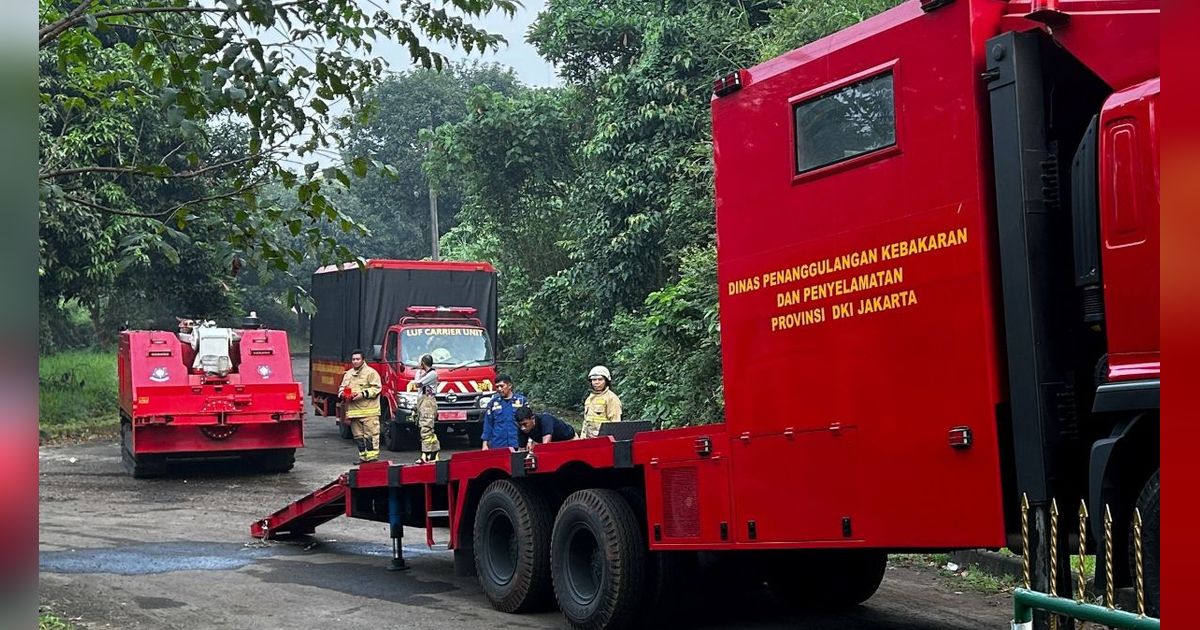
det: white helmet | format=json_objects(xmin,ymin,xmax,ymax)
[{"xmin": 588, "ymin": 365, "xmax": 611, "ymax": 381}]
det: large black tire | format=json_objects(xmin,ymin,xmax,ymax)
[
  {"xmin": 386, "ymin": 421, "xmax": 419, "ymax": 452},
  {"xmin": 378, "ymin": 402, "xmax": 394, "ymax": 452},
  {"xmin": 1129, "ymin": 469, "xmax": 1159, "ymax": 617},
  {"xmin": 337, "ymin": 419, "xmax": 353, "ymax": 440},
  {"xmin": 467, "ymin": 423, "xmax": 484, "ymax": 448},
  {"xmin": 640, "ymin": 551, "xmax": 699, "ymax": 624},
  {"xmin": 120, "ymin": 422, "xmax": 166, "ymax": 478},
  {"xmin": 766, "ymin": 549, "xmax": 887, "ymax": 608},
  {"xmin": 473, "ymin": 479, "xmax": 555, "ymax": 613},
  {"xmin": 252, "ymin": 448, "xmax": 296, "ymax": 474},
  {"xmin": 551, "ymin": 489, "xmax": 645, "ymax": 630}
]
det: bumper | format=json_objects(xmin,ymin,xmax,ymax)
[
  {"xmin": 393, "ymin": 407, "xmax": 484, "ymax": 425},
  {"xmin": 131, "ymin": 419, "xmax": 304, "ymax": 455}
]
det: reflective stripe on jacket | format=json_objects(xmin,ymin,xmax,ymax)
[{"xmin": 339, "ymin": 365, "xmax": 382, "ymax": 418}]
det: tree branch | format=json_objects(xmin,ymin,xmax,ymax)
[
  {"xmin": 60, "ymin": 178, "xmax": 265, "ymax": 220},
  {"xmin": 38, "ymin": 0, "xmax": 97, "ymax": 47},
  {"xmin": 40, "ymin": 1, "xmax": 304, "ymax": 48},
  {"xmin": 161, "ymin": 180, "xmax": 265, "ymax": 216},
  {"xmin": 60, "ymin": 193, "xmax": 173, "ymax": 218},
  {"xmin": 40, "ymin": 154, "xmax": 260, "ymax": 181},
  {"xmin": 113, "ymin": 22, "xmax": 209, "ymax": 44}
]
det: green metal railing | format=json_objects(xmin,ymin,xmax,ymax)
[
  {"xmin": 1011, "ymin": 588, "xmax": 1159, "ymax": 630},
  {"xmin": 1011, "ymin": 495, "xmax": 1160, "ymax": 630}
]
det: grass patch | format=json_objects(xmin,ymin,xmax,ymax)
[
  {"xmin": 890, "ymin": 553, "xmax": 1017, "ymax": 595},
  {"xmin": 39, "ymin": 612, "xmax": 74, "ymax": 630},
  {"xmin": 891, "ymin": 553, "xmax": 951, "ymax": 570},
  {"xmin": 39, "ymin": 351, "xmax": 119, "ymax": 442},
  {"xmin": 1001, "ymin": 548, "xmax": 1098, "ymax": 579},
  {"xmin": 947, "ymin": 563, "xmax": 1018, "ymax": 594}
]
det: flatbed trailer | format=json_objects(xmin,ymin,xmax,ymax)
[{"xmin": 254, "ymin": 422, "xmax": 912, "ymax": 628}]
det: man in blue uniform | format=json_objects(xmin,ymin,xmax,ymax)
[{"xmin": 480, "ymin": 374, "xmax": 526, "ymax": 450}]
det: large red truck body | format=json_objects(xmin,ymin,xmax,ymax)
[
  {"xmin": 255, "ymin": 1, "xmax": 1161, "ymax": 627},
  {"xmin": 118, "ymin": 325, "xmax": 304, "ymax": 477},
  {"xmin": 308, "ymin": 260, "xmax": 500, "ymax": 450}
]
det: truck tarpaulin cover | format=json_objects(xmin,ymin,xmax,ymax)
[{"xmin": 310, "ymin": 262, "xmax": 498, "ymax": 362}]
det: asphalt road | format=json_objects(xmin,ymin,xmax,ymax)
[{"xmin": 39, "ymin": 357, "xmax": 1013, "ymax": 629}]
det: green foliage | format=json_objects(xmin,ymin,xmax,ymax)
[
  {"xmin": 40, "ymin": 299, "xmax": 96, "ymax": 354},
  {"xmin": 612, "ymin": 246, "xmax": 722, "ymax": 427},
  {"xmin": 39, "ymin": 612, "xmax": 74, "ymax": 630},
  {"xmin": 38, "ymin": 0, "xmax": 516, "ymax": 344},
  {"xmin": 750, "ymin": 0, "xmax": 900, "ymax": 61},
  {"xmin": 39, "ymin": 351, "xmax": 119, "ymax": 440},
  {"xmin": 340, "ymin": 63, "xmax": 522, "ymax": 260},
  {"xmin": 431, "ymin": 0, "xmax": 903, "ymax": 422}
]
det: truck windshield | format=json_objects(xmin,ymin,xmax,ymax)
[{"xmin": 401, "ymin": 327, "xmax": 494, "ymax": 367}]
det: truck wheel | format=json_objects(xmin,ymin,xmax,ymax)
[
  {"xmin": 383, "ymin": 420, "xmax": 399, "ymax": 451},
  {"xmin": 120, "ymin": 423, "xmax": 166, "ymax": 478},
  {"xmin": 386, "ymin": 422, "xmax": 419, "ymax": 452},
  {"xmin": 639, "ymin": 551, "xmax": 697, "ymax": 625},
  {"xmin": 379, "ymin": 404, "xmax": 394, "ymax": 452},
  {"xmin": 467, "ymin": 424, "xmax": 484, "ymax": 448},
  {"xmin": 766, "ymin": 549, "xmax": 886, "ymax": 608},
  {"xmin": 551, "ymin": 489, "xmax": 645, "ymax": 630},
  {"xmin": 1128, "ymin": 469, "xmax": 1159, "ymax": 617},
  {"xmin": 253, "ymin": 448, "xmax": 296, "ymax": 474},
  {"xmin": 473, "ymin": 479, "xmax": 555, "ymax": 613},
  {"xmin": 337, "ymin": 420, "xmax": 353, "ymax": 440}
]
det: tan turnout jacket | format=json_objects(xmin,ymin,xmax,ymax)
[{"xmin": 339, "ymin": 364, "xmax": 382, "ymax": 418}]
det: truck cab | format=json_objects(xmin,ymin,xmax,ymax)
[{"xmin": 379, "ymin": 307, "xmax": 497, "ymax": 447}]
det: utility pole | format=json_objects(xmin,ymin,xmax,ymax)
[
  {"xmin": 429, "ymin": 181, "xmax": 440, "ymax": 261},
  {"xmin": 427, "ymin": 111, "xmax": 440, "ymax": 261}
]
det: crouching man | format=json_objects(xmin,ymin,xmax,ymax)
[{"xmin": 516, "ymin": 406, "xmax": 576, "ymax": 449}]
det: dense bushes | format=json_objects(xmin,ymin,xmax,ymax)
[{"xmin": 429, "ymin": 0, "xmax": 902, "ymax": 425}]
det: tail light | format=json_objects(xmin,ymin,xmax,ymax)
[{"xmin": 948, "ymin": 426, "xmax": 973, "ymax": 449}]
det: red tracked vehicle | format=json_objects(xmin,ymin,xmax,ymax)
[
  {"xmin": 118, "ymin": 314, "xmax": 304, "ymax": 477},
  {"xmin": 254, "ymin": 1, "xmax": 1160, "ymax": 627}
]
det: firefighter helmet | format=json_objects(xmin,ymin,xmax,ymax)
[{"xmin": 588, "ymin": 365, "xmax": 612, "ymax": 382}]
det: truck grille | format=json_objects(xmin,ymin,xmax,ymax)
[{"xmin": 436, "ymin": 391, "xmax": 484, "ymax": 410}]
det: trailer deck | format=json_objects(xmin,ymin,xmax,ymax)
[{"xmin": 251, "ymin": 433, "xmax": 650, "ymax": 552}]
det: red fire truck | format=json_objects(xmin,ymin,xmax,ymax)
[
  {"xmin": 254, "ymin": 1, "xmax": 1160, "ymax": 627},
  {"xmin": 308, "ymin": 260, "xmax": 501, "ymax": 450},
  {"xmin": 118, "ymin": 315, "xmax": 304, "ymax": 478}
]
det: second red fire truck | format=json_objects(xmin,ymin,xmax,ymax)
[{"xmin": 308, "ymin": 260, "xmax": 503, "ymax": 450}]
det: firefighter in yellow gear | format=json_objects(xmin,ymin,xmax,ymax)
[
  {"xmin": 339, "ymin": 349, "xmax": 383, "ymax": 463},
  {"xmin": 580, "ymin": 365, "xmax": 622, "ymax": 439},
  {"xmin": 414, "ymin": 354, "xmax": 441, "ymax": 463}
]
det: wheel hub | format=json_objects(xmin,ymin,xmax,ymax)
[
  {"xmin": 484, "ymin": 508, "xmax": 517, "ymax": 586},
  {"xmin": 565, "ymin": 523, "xmax": 601, "ymax": 605}
]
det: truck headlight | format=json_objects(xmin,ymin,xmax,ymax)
[
  {"xmin": 150, "ymin": 367, "xmax": 169, "ymax": 382},
  {"xmin": 478, "ymin": 395, "xmax": 493, "ymax": 409},
  {"xmin": 398, "ymin": 392, "xmax": 419, "ymax": 409},
  {"xmin": 256, "ymin": 365, "xmax": 272, "ymax": 379}
]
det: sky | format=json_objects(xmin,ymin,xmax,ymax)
[{"xmin": 370, "ymin": 0, "xmax": 560, "ymax": 88}]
